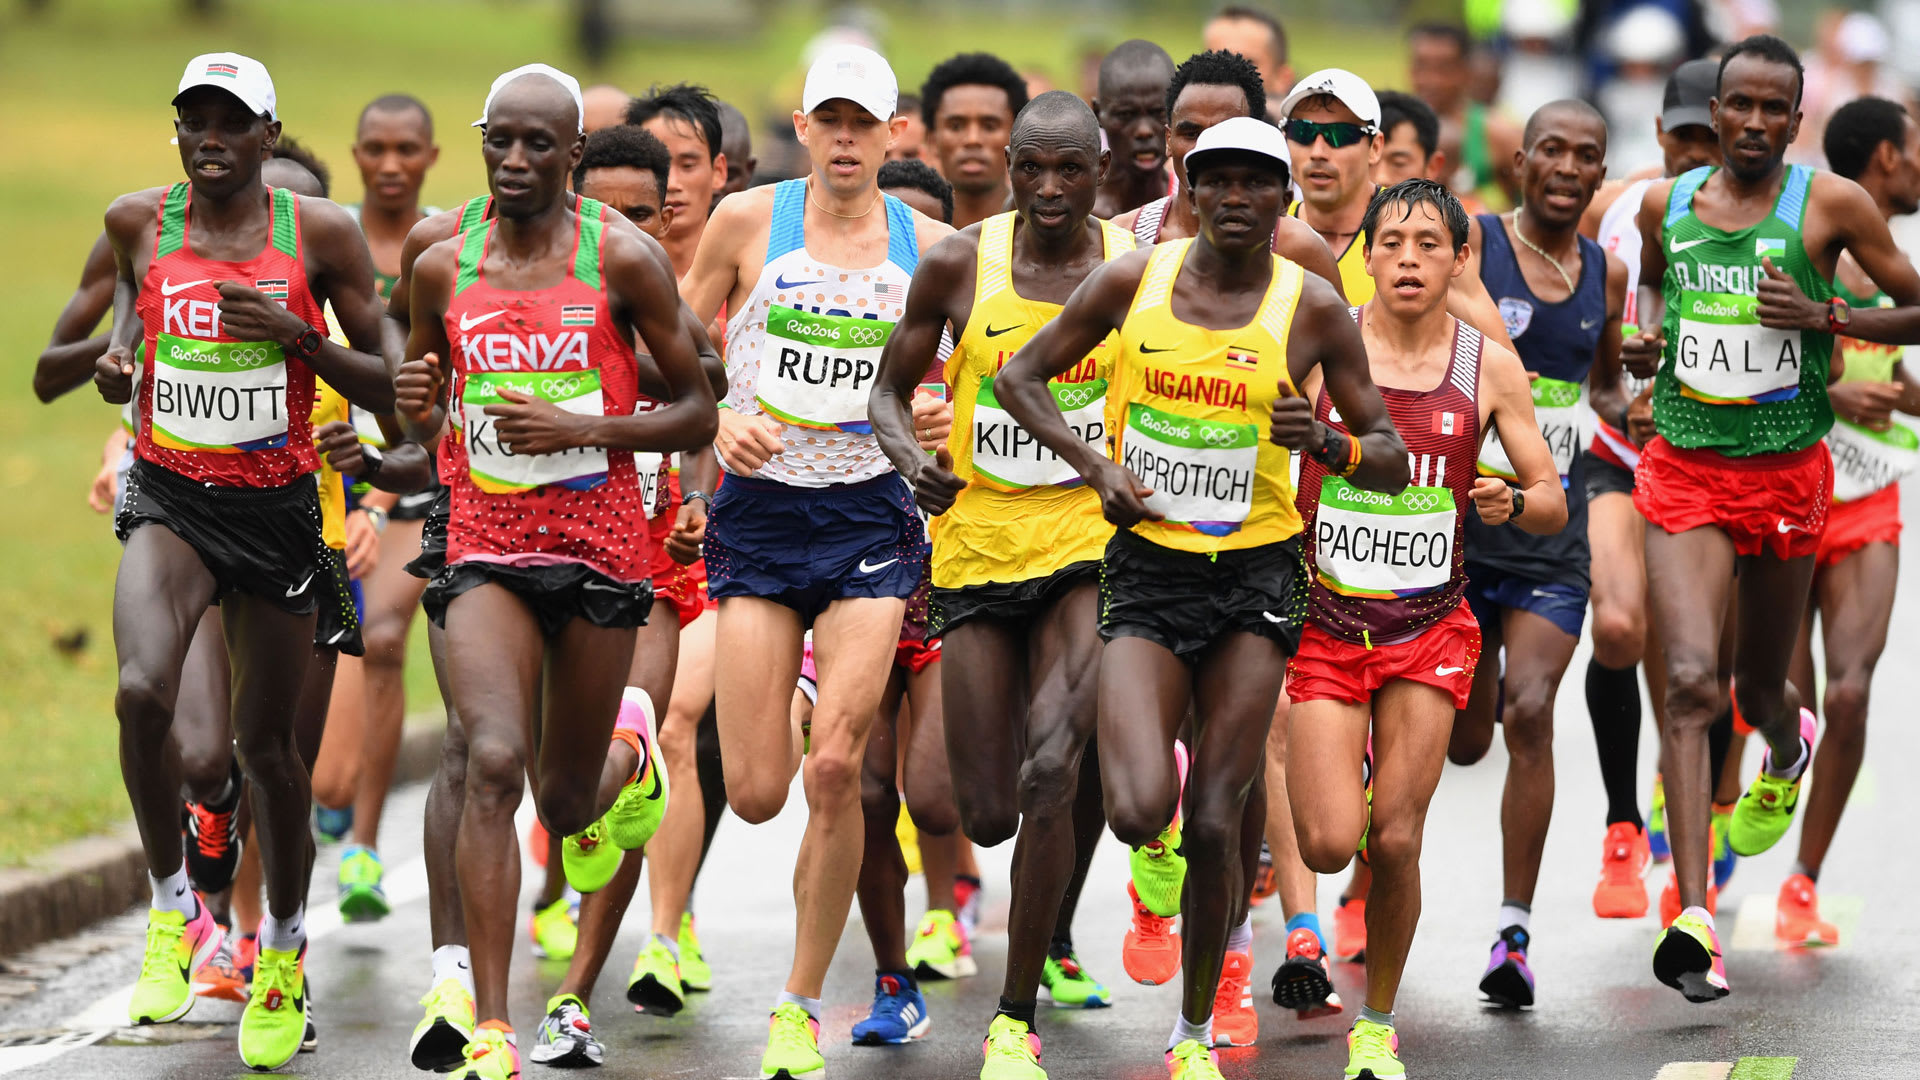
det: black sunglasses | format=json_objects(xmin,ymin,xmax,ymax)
[{"xmin": 1283, "ymin": 119, "xmax": 1377, "ymax": 149}]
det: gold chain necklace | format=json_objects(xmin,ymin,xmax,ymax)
[
  {"xmin": 808, "ymin": 179, "xmax": 881, "ymax": 219},
  {"xmin": 1512, "ymin": 208, "xmax": 1578, "ymax": 295}
]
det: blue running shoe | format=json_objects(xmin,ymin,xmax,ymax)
[
  {"xmin": 1711, "ymin": 809, "xmax": 1739, "ymax": 889},
  {"xmin": 850, "ymin": 974, "xmax": 930, "ymax": 1045},
  {"xmin": 1477, "ymin": 926, "xmax": 1535, "ymax": 1009},
  {"xmin": 314, "ymin": 805, "xmax": 353, "ymax": 844},
  {"xmin": 1647, "ymin": 777, "xmax": 1671, "ymax": 863}
]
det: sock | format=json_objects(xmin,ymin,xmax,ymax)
[
  {"xmin": 776, "ymin": 991, "xmax": 823, "ymax": 1019},
  {"xmin": 996, "ymin": 996, "xmax": 1038, "ymax": 1030},
  {"xmin": 1285, "ymin": 911, "xmax": 1325, "ymax": 951},
  {"xmin": 1047, "ymin": 932, "xmax": 1074, "ymax": 960},
  {"xmin": 1358, "ymin": 1004, "xmax": 1396, "ymax": 1029},
  {"xmin": 1681, "ymin": 904, "xmax": 1715, "ymax": 931},
  {"xmin": 654, "ymin": 933, "xmax": 681, "ymax": 963},
  {"xmin": 1790, "ymin": 861, "xmax": 1819, "ymax": 884},
  {"xmin": 1168, "ymin": 1012, "xmax": 1213, "ymax": 1050},
  {"xmin": 432, "ymin": 945, "xmax": 474, "ymax": 994},
  {"xmin": 1226, "ymin": 913, "xmax": 1253, "ymax": 955},
  {"xmin": 150, "ymin": 863, "xmax": 195, "ymax": 916},
  {"xmin": 259, "ymin": 906, "xmax": 307, "ymax": 952},
  {"xmin": 877, "ymin": 968, "xmax": 917, "ymax": 992},
  {"xmin": 1765, "ymin": 734, "xmax": 1810, "ymax": 780},
  {"xmin": 1497, "ymin": 901, "xmax": 1531, "ymax": 936},
  {"xmin": 1585, "ymin": 658, "xmax": 1645, "ymax": 828}
]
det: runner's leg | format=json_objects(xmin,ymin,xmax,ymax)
[
  {"xmin": 222, "ymin": 593, "xmax": 319, "ymax": 920},
  {"xmin": 424, "ymin": 621, "xmax": 468, "ymax": 950},
  {"xmin": 351, "ymin": 517, "xmax": 428, "ymax": 850},
  {"xmin": 649, "ymin": 610, "xmax": 715, "ymax": 941},
  {"xmin": 1586, "ymin": 491, "xmax": 1648, "ymax": 828},
  {"xmin": 713, "ymin": 598, "xmax": 806, "ymax": 825},
  {"xmin": 1360, "ymin": 681, "xmax": 1454, "ymax": 1012},
  {"xmin": 1794, "ymin": 542, "xmax": 1895, "ymax": 876},
  {"xmin": 1497, "ymin": 609, "xmax": 1580, "ymax": 908},
  {"xmin": 856, "ymin": 670, "xmax": 911, "ymax": 974}
]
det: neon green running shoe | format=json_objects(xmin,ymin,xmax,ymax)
[
  {"xmin": 678, "ymin": 913, "xmax": 713, "ymax": 991},
  {"xmin": 1039, "ymin": 949, "xmax": 1111, "ymax": 1008},
  {"xmin": 562, "ymin": 818, "xmax": 620, "ymax": 893},
  {"xmin": 760, "ymin": 1002, "xmax": 824, "ymax": 1079},
  {"xmin": 1728, "ymin": 709, "xmax": 1815, "ymax": 857},
  {"xmin": 130, "ymin": 901, "xmax": 223, "ymax": 1025},
  {"xmin": 1344, "ymin": 1017, "xmax": 1404, "ymax": 1079},
  {"xmin": 907, "ymin": 909, "xmax": 978, "ymax": 980},
  {"xmin": 1130, "ymin": 819, "xmax": 1186, "ymax": 918},
  {"xmin": 239, "ymin": 943, "xmax": 309, "ymax": 1070},
  {"xmin": 627, "ymin": 935, "xmax": 686, "ymax": 1016},
  {"xmin": 449, "ymin": 1024, "xmax": 520, "ymax": 1080},
  {"xmin": 409, "ymin": 977, "xmax": 475, "ymax": 1072},
  {"xmin": 337, "ymin": 845, "xmax": 391, "ymax": 924},
  {"xmin": 1164, "ymin": 1038, "xmax": 1222, "ymax": 1079},
  {"xmin": 528, "ymin": 897, "xmax": 577, "ymax": 961},
  {"xmin": 1648, "ymin": 775, "xmax": 1671, "ymax": 861},
  {"xmin": 980, "ymin": 1014, "xmax": 1046, "ymax": 1079},
  {"xmin": 605, "ymin": 701, "xmax": 670, "ymax": 850},
  {"xmin": 1653, "ymin": 911, "xmax": 1730, "ymax": 1002}
]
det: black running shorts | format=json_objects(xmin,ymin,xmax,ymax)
[
  {"xmin": 115, "ymin": 459, "xmax": 325, "ymax": 616},
  {"xmin": 1099, "ymin": 530, "xmax": 1308, "ymax": 660},
  {"xmin": 404, "ymin": 487, "xmax": 452, "ymax": 580},
  {"xmin": 1582, "ymin": 449, "xmax": 1636, "ymax": 502},
  {"xmin": 422, "ymin": 560, "xmax": 653, "ymax": 638},
  {"xmin": 930, "ymin": 560, "xmax": 1100, "ymax": 638},
  {"xmin": 314, "ymin": 546, "xmax": 365, "ymax": 656}
]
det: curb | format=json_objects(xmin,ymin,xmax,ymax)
[{"xmin": 0, "ymin": 717, "xmax": 446, "ymax": 959}]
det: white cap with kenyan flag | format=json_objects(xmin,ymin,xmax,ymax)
[{"xmin": 173, "ymin": 52, "xmax": 277, "ymax": 121}]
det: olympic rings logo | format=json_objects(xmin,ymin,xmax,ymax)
[
  {"xmin": 1055, "ymin": 386, "xmax": 1101, "ymax": 410},
  {"xmin": 227, "ymin": 346, "xmax": 278, "ymax": 368},
  {"xmin": 1401, "ymin": 492, "xmax": 1444, "ymax": 512},
  {"xmin": 847, "ymin": 326, "xmax": 885, "ymax": 346},
  {"xmin": 1198, "ymin": 425, "xmax": 1243, "ymax": 447}
]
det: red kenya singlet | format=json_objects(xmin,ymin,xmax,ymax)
[
  {"xmin": 1297, "ymin": 310, "xmax": 1485, "ymax": 645},
  {"xmin": 439, "ymin": 199, "xmax": 650, "ymax": 581},
  {"xmin": 135, "ymin": 182, "xmax": 325, "ymax": 486}
]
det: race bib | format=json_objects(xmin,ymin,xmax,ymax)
[
  {"xmin": 1828, "ymin": 417, "xmax": 1919, "ymax": 502},
  {"xmin": 1479, "ymin": 377, "xmax": 1581, "ymax": 485},
  {"xmin": 461, "ymin": 369, "xmax": 610, "ymax": 494},
  {"xmin": 755, "ymin": 305, "xmax": 892, "ymax": 433},
  {"xmin": 634, "ymin": 451, "xmax": 671, "ymax": 517},
  {"xmin": 149, "ymin": 333, "xmax": 289, "ymax": 453},
  {"xmin": 970, "ymin": 375, "xmax": 1107, "ymax": 490},
  {"xmin": 1121, "ymin": 401, "xmax": 1257, "ymax": 536},
  {"xmin": 1313, "ymin": 478, "xmax": 1456, "ymax": 598},
  {"xmin": 1673, "ymin": 292, "xmax": 1802, "ymax": 404}
]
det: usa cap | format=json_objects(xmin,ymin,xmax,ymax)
[{"xmin": 802, "ymin": 44, "xmax": 898, "ymax": 122}]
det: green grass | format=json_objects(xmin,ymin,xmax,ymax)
[{"xmin": 0, "ymin": 0, "xmax": 1402, "ymax": 863}]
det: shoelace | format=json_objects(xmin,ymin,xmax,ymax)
[
  {"xmin": 1350, "ymin": 1022, "xmax": 1396, "ymax": 1060},
  {"xmin": 140, "ymin": 920, "xmax": 187, "ymax": 981},
  {"xmin": 1168, "ymin": 1039, "xmax": 1214, "ymax": 1072},
  {"xmin": 1133, "ymin": 904, "xmax": 1175, "ymax": 937},
  {"xmin": 189, "ymin": 803, "xmax": 234, "ymax": 859},
  {"xmin": 768, "ymin": 1005, "xmax": 816, "ymax": 1053},
  {"xmin": 985, "ymin": 1023, "xmax": 1037, "ymax": 1061}
]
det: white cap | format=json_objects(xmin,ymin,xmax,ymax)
[
  {"xmin": 1838, "ymin": 12, "xmax": 1890, "ymax": 65},
  {"xmin": 1277, "ymin": 68, "xmax": 1380, "ymax": 128},
  {"xmin": 473, "ymin": 63, "xmax": 586, "ymax": 134},
  {"xmin": 1183, "ymin": 115, "xmax": 1293, "ymax": 181},
  {"xmin": 173, "ymin": 52, "xmax": 276, "ymax": 121},
  {"xmin": 801, "ymin": 44, "xmax": 898, "ymax": 121}
]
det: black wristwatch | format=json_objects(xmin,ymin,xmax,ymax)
[
  {"xmin": 684, "ymin": 489, "xmax": 712, "ymax": 512},
  {"xmin": 1508, "ymin": 488, "xmax": 1526, "ymax": 524},
  {"xmin": 360, "ymin": 443, "xmax": 385, "ymax": 480},
  {"xmin": 291, "ymin": 326, "xmax": 324, "ymax": 359}
]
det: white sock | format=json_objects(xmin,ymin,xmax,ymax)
[
  {"xmin": 150, "ymin": 863, "xmax": 195, "ymax": 916},
  {"xmin": 1498, "ymin": 902, "xmax": 1531, "ymax": 935},
  {"xmin": 776, "ymin": 991, "xmax": 823, "ymax": 1018},
  {"xmin": 653, "ymin": 932, "xmax": 681, "ymax": 962},
  {"xmin": 1765, "ymin": 736, "xmax": 1810, "ymax": 780},
  {"xmin": 432, "ymin": 945, "xmax": 474, "ymax": 994},
  {"xmin": 1168, "ymin": 1012, "xmax": 1213, "ymax": 1050},
  {"xmin": 1681, "ymin": 904, "xmax": 1715, "ymax": 931},
  {"xmin": 260, "ymin": 906, "xmax": 307, "ymax": 952},
  {"xmin": 1226, "ymin": 914, "xmax": 1253, "ymax": 955}
]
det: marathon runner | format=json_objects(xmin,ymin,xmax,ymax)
[
  {"xmin": 1778, "ymin": 95, "xmax": 1920, "ymax": 947},
  {"xmin": 95, "ymin": 52, "xmax": 392, "ymax": 1070},
  {"xmin": 1577, "ymin": 58, "xmax": 1723, "ymax": 919},
  {"xmin": 1407, "ymin": 21, "xmax": 1521, "ymax": 207},
  {"xmin": 395, "ymin": 65, "xmax": 715, "ymax": 1080},
  {"xmin": 678, "ymin": 44, "xmax": 953, "ymax": 1079},
  {"xmin": 1373, "ymin": 91, "xmax": 1446, "ymax": 188},
  {"xmin": 1201, "ymin": 5, "xmax": 1293, "ymax": 99},
  {"xmin": 716, "ymin": 99, "xmax": 758, "ymax": 207},
  {"xmin": 629, "ymin": 84, "xmax": 728, "ymax": 279},
  {"xmin": 1289, "ymin": 176, "xmax": 1566, "ymax": 1080},
  {"xmin": 888, "ymin": 94, "xmax": 929, "ymax": 163},
  {"xmin": 870, "ymin": 91, "xmax": 1131, "ymax": 1079},
  {"xmin": 1439, "ymin": 100, "xmax": 1627, "ymax": 1009},
  {"xmin": 581, "ymin": 84, "xmax": 630, "ymax": 133},
  {"xmin": 922, "ymin": 52, "xmax": 1028, "ymax": 229},
  {"xmin": 1091, "ymin": 40, "xmax": 1175, "ymax": 219},
  {"xmin": 996, "ymin": 116, "xmax": 1410, "ymax": 1080},
  {"xmin": 1623, "ymin": 34, "xmax": 1920, "ymax": 1002}
]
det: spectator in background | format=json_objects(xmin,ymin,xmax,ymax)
[
  {"xmin": 582, "ymin": 83, "xmax": 631, "ymax": 133},
  {"xmin": 1374, "ymin": 89, "xmax": 1448, "ymax": 188},
  {"xmin": 1203, "ymin": 5, "xmax": 1293, "ymax": 98},
  {"xmin": 1594, "ymin": 5, "xmax": 1692, "ymax": 175},
  {"xmin": 1495, "ymin": 0, "xmax": 1584, "ymax": 123},
  {"xmin": 1409, "ymin": 23, "xmax": 1521, "ymax": 207},
  {"xmin": 1799, "ymin": 10, "xmax": 1915, "ymax": 166},
  {"xmin": 888, "ymin": 93, "xmax": 929, "ymax": 163}
]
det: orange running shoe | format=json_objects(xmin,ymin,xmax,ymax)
[
  {"xmin": 1333, "ymin": 897, "xmax": 1366, "ymax": 963},
  {"xmin": 1774, "ymin": 873, "xmax": 1839, "ymax": 947},
  {"xmin": 1249, "ymin": 842, "xmax": 1277, "ymax": 906},
  {"xmin": 193, "ymin": 928, "xmax": 249, "ymax": 1003},
  {"xmin": 1592, "ymin": 822, "xmax": 1651, "ymax": 918},
  {"xmin": 1271, "ymin": 927, "xmax": 1343, "ymax": 1019},
  {"xmin": 1211, "ymin": 951, "xmax": 1257, "ymax": 1047},
  {"xmin": 1658, "ymin": 871, "xmax": 1718, "ymax": 928},
  {"xmin": 1122, "ymin": 881, "xmax": 1182, "ymax": 986}
]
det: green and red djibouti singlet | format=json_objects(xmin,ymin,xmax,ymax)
[
  {"xmin": 133, "ymin": 182, "xmax": 326, "ymax": 487},
  {"xmin": 1655, "ymin": 164, "xmax": 1835, "ymax": 457}
]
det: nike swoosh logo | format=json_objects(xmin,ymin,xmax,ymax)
[
  {"xmin": 1777, "ymin": 519, "xmax": 1808, "ymax": 534},
  {"xmin": 1669, "ymin": 237, "xmax": 1712, "ymax": 254},
  {"xmin": 160, "ymin": 278, "xmax": 210, "ymax": 297},
  {"xmin": 1262, "ymin": 611, "xmax": 1285, "ymax": 624},
  {"xmin": 1435, "ymin": 665, "xmax": 1465, "ymax": 677},
  {"xmin": 774, "ymin": 274, "xmax": 823, "ymax": 290},
  {"xmin": 1530, "ymin": 589, "xmax": 1557, "ymax": 599},
  {"xmin": 326, "ymin": 629, "xmax": 346, "ymax": 645},
  {"xmin": 458, "ymin": 310, "xmax": 505, "ymax": 331},
  {"xmin": 1139, "ymin": 344, "xmax": 1177, "ymax": 354},
  {"xmin": 1581, "ymin": 319, "xmax": 1600, "ymax": 330},
  {"xmin": 858, "ymin": 558, "xmax": 898, "ymax": 574},
  {"xmin": 286, "ymin": 572, "xmax": 315, "ymax": 598},
  {"xmin": 985, "ymin": 324, "xmax": 1023, "ymax": 338}
]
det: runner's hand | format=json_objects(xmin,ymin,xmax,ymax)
[
  {"xmin": 215, "ymin": 281, "xmax": 306, "ymax": 346},
  {"xmin": 1090, "ymin": 459, "xmax": 1163, "ymax": 528},
  {"xmin": 315, "ymin": 420, "xmax": 367, "ymax": 475},
  {"xmin": 1472, "ymin": 477, "xmax": 1515, "ymax": 525},
  {"xmin": 488, "ymin": 388, "xmax": 590, "ymax": 455},
  {"xmin": 911, "ymin": 389, "xmax": 952, "ymax": 452},
  {"xmin": 1627, "ymin": 386, "xmax": 1657, "ymax": 446},
  {"xmin": 716, "ymin": 409, "xmax": 785, "ymax": 473},
  {"xmin": 395, "ymin": 351, "xmax": 444, "ymax": 425},
  {"xmin": 911, "ymin": 446, "xmax": 966, "ymax": 516},
  {"xmin": 343, "ymin": 509, "xmax": 380, "ymax": 580},
  {"xmin": 88, "ymin": 459, "xmax": 118, "ymax": 514},
  {"xmin": 1268, "ymin": 380, "xmax": 1318, "ymax": 451},
  {"xmin": 1620, "ymin": 329, "xmax": 1663, "ymax": 380},
  {"xmin": 665, "ymin": 497, "xmax": 707, "ymax": 565},
  {"xmin": 1756, "ymin": 257, "xmax": 1825, "ymax": 331},
  {"xmin": 95, "ymin": 344, "xmax": 134, "ymax": 404},
  {"xmin": 1830, "ymin": 380, "xmax": 1904, "ymax": 431}
]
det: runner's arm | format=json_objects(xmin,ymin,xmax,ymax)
[
  {"xmin": 680, "ymin": 190, "xmax": 758, "ymax": 326},
  {"xmin": 1621, "ymin": 181, "xmax": 1672, "ymax": 380},
  {"xmin": 398, "ymin": 242, "xmax": 458, "ymax": 445},
  {"xmin": 289, "ymin": 197, "xmax": 397, "ymax": 410},
  {"xmin": 1289, "ymin": 275, "xmax": 1410, "ymax": 495},
  {"xmin": 1479, "ymin": 339, "xmax": 1567, "ymax": 534},
  {"xmin": 579, "ymin": 231, "xmax": 719, "ymax": 452},
  {"xmin": 1272, "ymin": 218, "xmax": 1347, "ymax": 302},
  {"xmin": 1449, "ymin": 217, "xmax": 1518, "ymax": 352},
  {"xmin": 1587, "ymin": 250, "xmax": 1630, "ymax": 431},
  {"xmin": 384, "ymin": 214, "xmax": 461, "ymax": 443},
  {"xmin": 35, "ymin": 232, "xmax": 116, "ymax": 403},
  {"xmin": 1785, "ymin": 178, "xmax": 1920, "ymax": 345},
  {"xmin": 93, "ymin": 189, "xmax": 163, "ymax": 404},
  {"xmin": 872, "ymin": 235, "xmax": 972, "ymax": 510},
  {"xmin": 634, "ymin": 302, "xmax": 727, "ymax": 400}
]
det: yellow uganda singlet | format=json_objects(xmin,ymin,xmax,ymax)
[
  {"xmin": 1110, "ymin": 239, "xmax": 1305, "ymax": 553},
  {"xmin": 1289, "ymin": 197, "xmax": 1374, "ymax": 305},
  {"xmin": 935, "ymin": 212, "xmax": 1135, "ymax": 589},
  {"xmin": 310, "ymin": 378, "xmax": 350, "ymax": 552}
]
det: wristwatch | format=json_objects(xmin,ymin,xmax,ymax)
[
  {"xmin": 363, "ymin": 505, "xmax": 389, "ymax": 533},
  {"xmin": 683, "ymin": 489, "xmax": 712, "ymax": 512},
  {"xmin": 1827, "ymin": 296, "xmax": 1852, "ymax": 333},
  {"xmin": 360, "ymin": 443, "xmax": 385, "ymax": 481},
  {"xmin": 292, "ymin": 326, "xmax": 324, "ymax": 359},
  {"xmin": 1508, "ymin": 488, "xmax": 1526, "ymax": 524}
]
